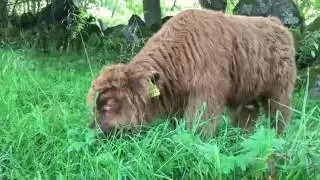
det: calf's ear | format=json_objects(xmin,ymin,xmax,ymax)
[
  {"xmin": 150, "ymin": 71, "xmax": 160, "ymax": 84},
  {"xmin": 146, "ymin": 71, "xmax": 161, "ymax": 98}
]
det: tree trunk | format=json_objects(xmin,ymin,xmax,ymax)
[
  {"xmin": 0, "ymin": 0, "xmax": 8, "ymax": 28},
  {"xmin": 143, "ymin": 0, "xmax": 162, "ymax": 32}
]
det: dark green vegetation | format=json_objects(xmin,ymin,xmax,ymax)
[{"xmin": 0, "ymin": 47, "xmax": 319, "ymax": 179}]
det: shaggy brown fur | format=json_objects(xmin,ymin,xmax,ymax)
[{"xmin": 87, "ymin": 9, "xmax": 296, "ymax": 135}]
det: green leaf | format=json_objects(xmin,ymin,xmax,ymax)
[
  {"xmin": 85, "ymin": 130, "xmax": 96, "ymax": 145},
  {"xmin": 314, "ymin": 42, "xmax": 319, "ymax": 51},
  {"xmin": 311, "ymin": 50, "xmax": 316, "ymax": 58},
  {"xmin": 196, "ymin": 143, "xmax": 219, "ymax": 161},
  {"xmin": 235, "ymin": 154, "xmax": 249, "ymax": 171},
  {"xmin": 220, "ymin": 155, "xmax": 236, "ymax": 174},
  {"xmin": 67, "ymin": 142, "xmax": 85, "ymax": 153}
]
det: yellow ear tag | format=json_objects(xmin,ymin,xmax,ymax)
[{"xmin": 147, "ymin": 80, "xmax": 160, "ymax": 98}]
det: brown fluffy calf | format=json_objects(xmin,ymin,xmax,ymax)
[{"xmin": 87, "ymin": 9, "xmax": 296, "ymax": 135}]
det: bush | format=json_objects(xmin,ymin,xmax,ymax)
[{"xmin": 296, "ymin": 30, "xmax": 320, "ymax": 68}]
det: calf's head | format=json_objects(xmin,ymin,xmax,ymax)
[{"xmin": 86, "ymin": 64, "xmax": 161, "ymax": 133}]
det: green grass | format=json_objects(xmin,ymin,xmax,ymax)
[{"xmin": 0, "ymin": 48, "xmax": 320, "ymax": 180}]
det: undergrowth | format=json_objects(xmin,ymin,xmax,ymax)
[{"xmin": 0, "ymin": 48, "xmax": 319, "ymax": 179}]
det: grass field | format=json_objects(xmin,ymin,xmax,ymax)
[{"xmin": 0, "ymin": 48, "xmax": 320, "ymax": 179}]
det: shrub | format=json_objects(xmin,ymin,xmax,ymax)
[{"xmin": 296, "ymin": 30, "xmax": 320, "ymax": 68}]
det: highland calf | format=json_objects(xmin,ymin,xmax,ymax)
[{"xmin": 87, "ymin": 9, "xmax": 296, "ymax": 136}]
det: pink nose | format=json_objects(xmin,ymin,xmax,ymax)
[
  {"xmin": 103, "ymin": 105, "xmax": 113, "ymax": 111},
  {"xmin": 102, "ymin": 98, "xmax": 118, "ymax": 112}
]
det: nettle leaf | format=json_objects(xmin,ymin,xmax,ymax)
[
  {"xmin": 67, "ymin": 142, "xmax": 86, "ymax": 153},
  {"xmin": 192, "ymin": 126, "xmax": 286, "ymax": 175},
  {"xmin": 235, "ymin": 154, "xmax": 250, "ymax": 171},
  {"xmin": 66, "ymin": 129, "xmax": 97, "ymax": 153},
  {"xmin": 229, "ymin": 126, "xmax": 286, "ymax": 174},
  {"xmin": 314, "ymin": 42, "xmax": 319, "ymax": 51},
  {"xmin": 96, "ymin": 153, "xmax": 116, "ymax": 165},
  {"xmin": 271, "ymin": 137, "xmax": 286, "ymax": 152},
  {"xmin": 196, "ymin": 144, "xmax": 237, "ymax": 175},
  {"xmin": 311, "ymin": 50, "xmax": 316, "ymax": 58},
  {"xmin": 241, "ymin": 129, "xmax": 268, "ymax": 155},
  {"xmin": 173, "ymin": 132, "xmax": 200, "ymax": 148},
  {"xmin": 196, "ymin": 143, "xmax": 219, "ymax": 161},
  {"xmin": 240, "ymin": 126, "xmax": 284, "ymax": 157},
  {"xmin": 220, "ymin": 155, "xmax": 236, "ymax": 174},
  {"xmin": 85, "ymin": 130, "xmax": 96, "ymax": 145}
]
